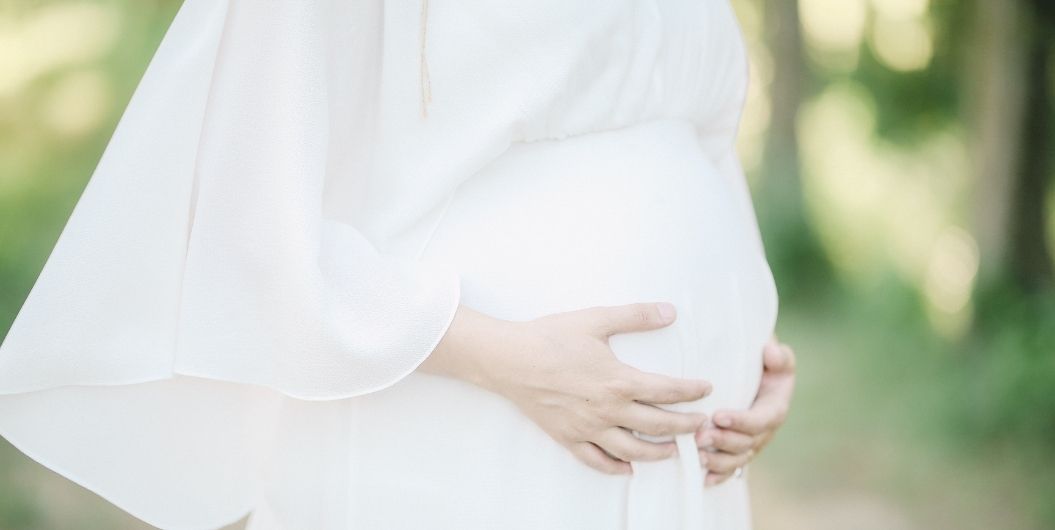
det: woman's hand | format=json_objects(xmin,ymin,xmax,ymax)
[
  {"xmin": 422, "ymin": 303, "xmax": 713, "ymax": 475},
  {"xmin": 695, "ymin": 336, "xmax": 796, "ymax": 487}
]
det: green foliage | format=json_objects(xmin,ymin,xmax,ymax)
[
  {"xmin": 0, "ymin": 493, "xmax": 41, "ymax": 530},
  {"xmin": 754, "ymin": 0, "xmax": 1055, "ymax": 524},
  {"xmin": 0, "ymin": 443, "xmax": 44, "ymax": 530},
  {"xmin": 961, "ymin": 284, "xmax": 1055, "ymax": 443}
]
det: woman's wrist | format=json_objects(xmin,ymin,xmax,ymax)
[{"xmin": 419, "ymin": 304, "xmax": 518, "ymax": 392}]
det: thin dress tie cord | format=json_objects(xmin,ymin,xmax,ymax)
[
  {"xmin": 419, "ymin": 0, "xmax": 432, "ymax": 118},
  {"xmin": 625, "ymin": 297, "xmax": 710, "ymax": 529}
]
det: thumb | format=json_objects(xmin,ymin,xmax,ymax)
[{"xmin": 585, "ymin": 302, "xmax": 677, "ymax": 338}]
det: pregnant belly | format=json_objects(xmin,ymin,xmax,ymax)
[
  {"xmin": 341, "ymin": 118, "xmax": 778, "ymax": 527},
  {"xmin": 419, "ymin": 118, "xmax": 778, "ymax": 415}
]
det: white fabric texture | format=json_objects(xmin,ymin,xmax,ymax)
[{"xmin": 0, "ymin": 0, "xmax": 778, "ymax": 529}]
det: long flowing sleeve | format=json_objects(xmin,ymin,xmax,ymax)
[
  {"xmin": 0, "ymin": 0, "xmax": 460, "ymax": 528},
  {"xmin": 166, "ymin": 0, "xmax": 463, "ymax": 400},
  {"xmin": 1, "ymin": 0, "xmax": 460, "ymax": 400}
]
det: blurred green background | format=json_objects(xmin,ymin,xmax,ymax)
[{"xmin": 1, "ymin": 0, "xmax": 1053, "ymax": 528}]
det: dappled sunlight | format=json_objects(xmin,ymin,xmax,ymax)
[
  {"xmin": 799, "ymin": 0, "xmax": 866, "ymax": 70},
  {"xmin": 731, "ymin": 0, "xmax": 770, "ymax": 180},
  {"xmin": 869, "ymin": 9, "xmax": 934, "ymax": 72},
  {"xmin": 870, "ymin": 0, "xmax": 929, "ymax": 19},
  {"xmin": 0, "ymin": 2, "xmax": 121, "ymax": 97},
  {"xmin": 797, "ymin": 81, "xmax": 975, "ymax": 317},
  {"xmin": 737, "ymin": 47, "xmax": 772, "ymax": 178},
  {"xmin": 798, "ymin": 82, "xmax": 886, "ymax": 279},
  {"xmin": 39, "ymin": 68, "xmax": 111, "ymax": 138},
  {"xmin": 923, "ymin": 226, "xmax": 979, "ymax": 337},
  {"xmin": 799, "ymin": 0, "xmax": 867, "ymax": 50},
  {"xmin": 731, "ymin": 0, "xmax": 763, "ymax": 40}
]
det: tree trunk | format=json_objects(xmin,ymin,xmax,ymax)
[
  {"xmin": 1008, "ymin": 0, "xmax": 1054, "ymax": 292},
  {"xmin": 968, "ymin": 0, "xmax": 1054, "ymax": 293},
  {"xmin": 966, "ymin": 0, "xmax": 1026, "ymax": 284},
  {"xmin": 762, "ymin": 0, "xmax": 803, "ymax": 180},
  {"xmin": 757, "ymin": 0, "xmax": 831, "ymax": 296}
]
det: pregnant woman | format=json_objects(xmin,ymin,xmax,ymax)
[{"xmin": 0, "ymin": 0, "xmax": 796, "ymax": 528}]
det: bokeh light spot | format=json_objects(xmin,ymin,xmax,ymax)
[
  {"xmin": 40, "ymin": 69, "xmax": 111, "ymax": 138},
  {"xmin": 0, "ymin": 2, "xmax": 121, "ymax": 97},
  {"xmin": 799, "ymin": 0, "xmax": 868, "ymax": 51},
  {"xmin": 870, "ymin": 14, "xmax": 934, "ymax": 72},
  {"xmin": 923, "ymin": 226, "xmax": 979, "ymax": 337}
]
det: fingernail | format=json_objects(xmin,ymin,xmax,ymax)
[
  {"xmin": 656, "ymin": 302, "xmax": 676, "ymax": 323},
  {"xmin": 715, "ymin": 415, "xmax": 732, "ymax": 427}
]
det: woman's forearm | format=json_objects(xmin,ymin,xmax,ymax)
[{"xmin": 418, "ymin": 304, "xmax": 517, "ymax": 392}]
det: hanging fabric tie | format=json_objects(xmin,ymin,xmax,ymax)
[{"xmin": 419, "ymin": 0, "xmax": 432, "ymax": 118}]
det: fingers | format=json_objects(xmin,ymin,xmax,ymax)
[
  {"xmin": 619, "ymin": 402, "xmax": 707, "ymax": 437},
  {"xmin": 780, "ymin": 343, "xmax": 797, "ymax": 371},
  {"xmin": 763, "ymin": 340, "xmax": 796, "ymax": 374},
  {"xmin": 585, "ymin": 302, "xmax": 677, "ymax": 337},
  {"xmin": 569, "ymin": 442, "xmax": 632, "ymax": 475},
  {"xmin": 595, "ymin": 427, "xmax": 677, "ymax": 462},
  {"xmin": 712, "ymin": 403, "xmax": 782, "ymax": 436},
  {"xmin": 695, "ymin": 427, "xmax": 754, "ymax": 454},
  {"xmin": 696, "ymin": 425, "xmax": 759, "ymax": 487},
  {"xmin": 621, "ymin": 368, "xmax": 712, "ymax": 404},
  {"xmin": 762, "ymin": 339, "xmax": 784, "ymax": 370},
  {"xmin": 699, "ymin": 447, "xmax": 754, "ymax": 475},
  {"xmin": 712, "ymin": 363, "xmax": 794, "ymax": 435},
  {"xmin": 705, "ymin": 471, "xmax": 733, "ymax": 488}
]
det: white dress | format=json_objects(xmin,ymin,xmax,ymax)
[{"xmin": 0, "ymin": 0, "xmax": 778, "ymax": 529}]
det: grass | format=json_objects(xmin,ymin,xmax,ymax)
[{"xmin": 750, "ymin": 283, "xmax": 1053, "ymax": 530}]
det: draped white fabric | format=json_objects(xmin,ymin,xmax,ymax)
[
  {"xmin": 0, "ymin": 0, "xmax": 775, "ymax": 528},
  {"xmin": 0, "ymin": 0, "xmax": 459, "ymax": 528}
]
